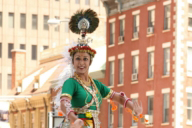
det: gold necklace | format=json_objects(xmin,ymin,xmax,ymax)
[{"xmin": 75, "ymin": 73, "xmax": 91, "ymax": 86}]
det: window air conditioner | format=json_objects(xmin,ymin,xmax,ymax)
[
  {"xmin": 144, "ymin": 114, "xmax": 153, "ymax": 125},
  {"xmin": 131, "ymin": 73, "xmax": 138, "ymax": 81},
  {"xmin": 16, "ymin": 86, "xmax": 21, "ymax": 93},
  {"xmin": 147, "ymin": 27, "xmax": 154, "ymax": 34},
  {"xmin": 33, "ymin": 83, "xmax": 39, "ymax": 89},
  {"xmin": 118, "ymin": 36, "xmax": 124, "ymax": 42},
  {"xmin": 133, "ymin": 32, "xmax": 138, "ymax": 38}
]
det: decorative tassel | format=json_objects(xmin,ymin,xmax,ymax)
[{"xmin": 110, "ymin": 100, "xmax": 117, "ymax": 111}]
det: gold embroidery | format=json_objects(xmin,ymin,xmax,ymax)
[
  {"xmin": 103, "ymin": 89, "xmax": 113, "ymax": 99},
  {"xmin": 60, "ymin": 93, "xmax": 72, "ymax": 100}
]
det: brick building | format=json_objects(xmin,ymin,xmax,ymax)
[{"xmin": 99, "ymin": 0, "xmax": 192, "ymax": 128}]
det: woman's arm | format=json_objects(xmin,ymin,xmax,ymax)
[
  {"xmin": 112, "ymin": 92, "xmax": 133, "ymax": 109},
  {"xmin": 60, "ymin": 96, "xmax": 84, "ymax": 128},
  {"xmin": 111, "ymin": 92, "xmax": 142, "ymax": 115}
]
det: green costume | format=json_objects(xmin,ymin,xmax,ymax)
[{"xmin": 61, "ymin": 77, "xmax": 112, "ymax": 119}]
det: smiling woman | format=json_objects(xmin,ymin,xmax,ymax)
[{"xmin": 54, "ymin": 9, "xmax": 143, "ymax": 128}]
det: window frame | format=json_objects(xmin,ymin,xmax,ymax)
[
  {"xmin": 8, "ymin": 43, "xmax": 14, "ymax": 59},
  {"xmin": 163, "ymin": 48, "xmax": 170, "ymax": 75},
  {"xmin": 189, "ymin": 4, "xmax": 192, "ymax": 29},
  {"xmin": 20, "ymin": 13, "xmax": 26, "ymax": 29},
  {"xmin": 32, "ymin": 45, "xmax": 37, "ymax": 60},
  {"xmin": 0, "ymin": 12, "xmax": 2, "ymax": 27},
  {"xmin": 9, "ymin": 13, "xmax": 14, "ymax": 28},
  {"xmin": 132, "ymin": 98, "xmax": 138, "ymax": 126},
  {"xmin": 109, "ymin": 22, "xmax": 115, "ymax": 45},
  {"xmin": 118, "ymin": 104, "xmax": 123, "ymax": 127},
  {"xmin": 43, "ymin": 15, "xmax": 49, "ymax": 31},
  {"xmin": 32, "ymin": 14, "xmax": 38, "ymax": 30},
  {"xmin": 20, "ymin": 44, "xmax": 26, "ymax": 50},
  {"xmin": 148, "ymin": 52, "xmax": 154, "ymax": 79},
  {"xmin": 7, "ymin": 74, "xmax": 12, "ymax": 90},
  {"xmin": 164, "ymin": 4, "xmax": 171, "ymax": 30},
  {"xmin": 148, "ymin": 9, "xmax": 155, "ymax": 28},
  {"xmin": 133, "ymin": 14, "xmax": 139, "ymax": 33},
  {"xmin": 108, "ymin": 103, "xmax": 114, "ymax": 128},
  {"xmin": 118, "ymin": 58, "xmax": 124, "ymax": 84},
  {"xmin": 0, "ymin": 43, "xmax": 2, "ymax": 58},
  {"xmin": 148, "ymin": 96, "xmax": 154, "ymax": 116},
  {"xmin": 109, "ymin": 61, "xmax": 114, "ymax": 87},
  {"xmin": 119, "ymin": 19, "xmax": 125, "ymax": 37},
  {"xmin": 163, "ymin": 93, "xmax": 169, "ymax": 123},
  {"xmin": 187, "ymin": 93, "xmax": 192, "ymax": 123}
]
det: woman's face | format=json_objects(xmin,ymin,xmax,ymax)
[{"xmin": 73, "ymin": 52, "xmax": 91, "ymax": 75}]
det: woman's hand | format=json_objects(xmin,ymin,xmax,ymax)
[
  {"xmin": 70, "ymin": 119, "xmax": 84, "ymax": 128},
  {"xmin": 133, "ymin": 101, "xmax": 143, "ymax": 116}
]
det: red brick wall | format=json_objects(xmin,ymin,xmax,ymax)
[{"xmin": 101, "ymin": 0, "xmax": 175, "ymax": 127}]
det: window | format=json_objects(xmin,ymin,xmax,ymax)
[
  {"xmin": 164, "ymin": 5, "xmax": 171, "ymax": 30},
  {"xmin": 55, "ymin": 16, "xmax": 60, "ymax": 32},
  {"xmin": 108, "ymin": 103, "xmax": 114, "ymax": 128},
  {"xmin": 133, "ymin": 15, "xmax": 139, "ymax": 33},
  {"xmin": 118, "ymin": 105, "xmax": 123, "ymax": 127},
  {"xmin": 20, "ymin": 44, "xmax": 26, "ymax": 50},
  {"xmin": 109, "ymin": 61, "xmax": 114, "ymax": 86},
  {"xmin": 132, "ymin": 55, "xmax": 139, "ymax": 74},
  {"xmin": 7, "ymin": 74, "xmax": 12, "ymax": 89},
  {"xmin": 0, "ymin": 43, "xmax": 2, "ymax": 58},
  {"xmin": 85, "ymin": 0, "xmax": 90, "ymax": 5},
  {"xmin": 187, "ymin": 93, "xmax": 192, "ymax": 122},
  {"xmin": 75, "ymin": 0, "xmax": 80, "ymax": 4},
  {"xmin": 8, "ymin": 43, "xmax": 14, "ymax": 58},
  {"xmin": 119, "ymin": 19, "xmax": 125, "ymax": 36},
  {"xmin": 95, "ymin": 0, "xmax": 99, "ymax": 6},
  {"xmin": 132, "ymin": 98, "xmax": 138, "ymax": 126},
  {"xmin": 22, "ymin": 114, "xmax": 26, "ymax": 128},
  {"xmin": 40, "ymin": 112, "xmax": 44, "ymax": 128},
  {"xmin": 0, "ymin": 74, "xmax": 2, "ymax": 89},
  {"xmin": 65, "ymin": 0, "xmax": 69, "ymax": 2},
  {"xmin": 32, "ymin": 45, "xmax": 37, "ymax": 60},
  {"xmin": 32, "ymin": 14, "xmax": 38, "ymax": 30},
  {"xmin": 65, "ymin": 19, "xmax": 69, "ymax": 33},
  {"xmin": 9, "ymin": 13, "xmax": 14, "ymax": 28},
  {"xmin": 188, "ymin": 47, "xmax": 192, "ymax": 73},
  {"xmin": 189, "ymin": 4, "xmax": 192, "ymax": 28},
  {"xmin": 163, "ymin": 93, "xmax": 169, "ymax": 123},
  {"xmin": 43, "ymin": 45, "xmax": 49, "ymax": 50},
  {"xmin": 118, "ymin": 59, "xmax": 124, "ymax": 84},
  {"xmin": 148, "ymin": 96, "xmax": 153, "ymax": 115},
  {"xmin": 44, "ymin": 15, "xmax": 49, "ymax": 30},
  {"xmin": 163, "ymin": 48, "xmax": 170, "ymax": 75},
  {"xmin": 20, "ymin": 13, "xmax": 26, "ymax": 29},
  {"xmin": 110, "ymin": 23, "xmax": 115, "ymax": 45},
  {"xmin": 148, "ymin": 10, "xmax": 155, "ymax": 27},
  {"xmin": 0, "ymin": 12, "xmax": 2, "ymax": 27},
  {"xmin": 31, "ymin": 113, "xmax": 34, "ymax": 128},
  {"xmin": 148, "ymin": 52, "xmax": 154, "ymax": 78}
]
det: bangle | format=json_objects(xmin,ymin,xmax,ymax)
[
  {"xmin": 67, "ymin": 110, "xmax": 74, "ymax": 118},
  {"xmin": 110, "ymin": 92, "xmax": 116, "ymax": 100},
  {"xmin": 124, "ymin": 98, "xmax": 132, "ymax": 108}
]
